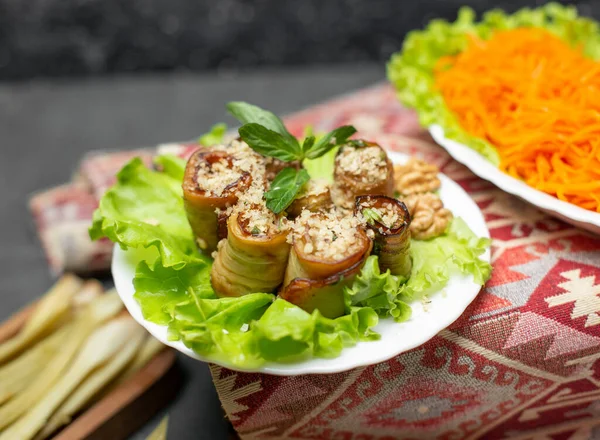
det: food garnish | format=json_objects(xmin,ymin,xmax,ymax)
[
  {"xmin": 264, "ymin": 167, "xmax": 310, "ymax": 214},
  {"xmin": 228, "ymin": 101, "xmax": 356, "ymax": 213}
]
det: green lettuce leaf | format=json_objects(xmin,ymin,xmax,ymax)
[
  {"xmin": 344, "ymin": 256, "xmax": 412, "ymax": 323},
  {"xmin": 133, "ymin": 259, "xmax": 213, "ymax": 325},
  {"xmin": 346, "ymin": 219, "xmax": 491, "ymax": 318},
  {"xmin": 303, "ymin": 147, "xmax": 338, "ymax": 183},
  {"xmin": 387, "ymin": 3, "xmax": 600, "ymax": 165},
  {"xmin": 89, "ymin": 156, "xmax": 205, "ymax": 269},
  {"xmin": 401, "ymin": 218, "xmax": 492, "ymax": 299},
  {"xmin": 252, "ymin": 299, "xmax": 379, "ymax": 361},
  {"xmin": 198, "ymin": 123, "xmax": 228, "ymax": 146},
  {"xmin": 133, "ymin": 259, "xmax": 379, "ymax": 367},
  {"xmin": 168, "ymin": 293, "xmax": 274, "ymax": 368},
  {"xmin": 153, "ymin": 154, "xmax": 187, "ymax": 182},
  {"xmin": 300, "ymin": 126, "xmax": 338, "ymax": 183}
]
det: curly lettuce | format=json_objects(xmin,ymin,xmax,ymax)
[
  {"xmin": 401, "ymin": 218, "xmax": 491, "ymax": 299},
  {"xmin": 91, "ymin": 156, "xmax": 491, "ymax": 367},
  {"xmin": 387, "ymin": 3, "xmax": 600, "ymax": 165},
  {"xmin": 89, "ymin": 156, "xmax": 204, "ymax": 269},
  {"xmin": 345, "ymin": 219, "xmax": 491, "ymax": 318},
  {"xmin": 344, "ymin": 256, "xmax": 412, "ymax": 322}
]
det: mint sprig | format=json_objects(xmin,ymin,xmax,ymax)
[
  {"xmin": 227, "ymin": 102, "xmax": 298, "ymax": 146},
  {"xmin": 237, "ymin": 123, "xmax": 301, "ymax": 162},
  {"xmin": 227, "ymin": 101, "xmax": 357, "ymax": 213},
  {"xmin": 305, "ymin": 125, "xmax": 356, "ymax": 159},
  {"xmin": 228, "ymin": 101, "xmax": 356, "ymax": 162},
  {"xmin": 264, "ymin": 168, "xmax": 310, "ymax": 214}
]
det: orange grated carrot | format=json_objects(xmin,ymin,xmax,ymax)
[{"xmin": 435, "ymin": 28, "xmax": 600, "ymax": 212}]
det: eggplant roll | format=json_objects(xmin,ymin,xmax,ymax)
[
  {"xmin": 331, "ymin": 141, "xmax": 394, "ymax": 209},
  {"xmin": 211, "ymin": 205, "xmax": 291, "ymax": 297},
  {"xmin": 280, "ymin": 210, "xmax": 372, "ymax": 318},
  {"xmin": 286, "ymin": 179, "xmax": 333, "ymax": 218},
  {"xmin": 182, "ymin": 149, "xmax": 255, "ymax": 253},
  {"xmin": 280, "ymin": 258, "xmax": 365, "ymax": 320},
  {"xmin": 356, "ymin": 195, "xmax": 412, "ymax": 277}
]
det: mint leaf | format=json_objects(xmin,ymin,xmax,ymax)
[
  {"xmin": 198, "ymin": 123, "xmax": 227, "ymax": 146},
  {"xmin": 302, "ymin": 125, "xmax": 315, "ymax": 139},
  {"xmin": 227, "ymin": 102, "xmax": 299, "ymax": 147},
  {"xmin": 238, "ymin": 123, "xmax": 301, "ymax": 161},
  {"xmin": 302, "ymin": 135, "xmax": 315, "ymax": 154},
  {"xmin": 305, "ymin": 125, "xmax": 356, "ymax": 159},
  {"xmin": 265, "ymin": 168, "xmax": 310, "ymax": 213}
]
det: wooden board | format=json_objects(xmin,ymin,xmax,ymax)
[{"xmin": 0, "ymin": 301, "xmax": 181, "ymax": 440}]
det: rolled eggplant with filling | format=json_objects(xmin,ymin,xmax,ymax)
[
  {"xmin": 286, "ymin": 179, "xmax": 333, "ymax": 218},
  {"xmin": 331, "ymin": 141, "xmax": 394, "ymax": 209},
  {"xmin": 356, "ymin": 195, "xmax": 412, "ymax": 277},
  {"xmin": 182, "ymin": 144, "xmax": 263, "ymax": 253},
  {"xmin": 280, "ymin": 210, "xmax": 372, "ymax": 318},
  {"xmin": 211, "ymin": 204, "xmax": 291, "ymax": 297}
]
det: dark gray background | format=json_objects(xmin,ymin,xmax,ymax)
[
  {"xmin": 0, "ymin": 65, "xmax": 383, "ymax": 439},
  {"xmin": 0, "ymin": 0, "xmax": 596, "ymax": 80}
]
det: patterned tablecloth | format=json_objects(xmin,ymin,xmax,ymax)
[{"xmin": 207, "ymin": 84, "xmax": 600, "ymax": 440}]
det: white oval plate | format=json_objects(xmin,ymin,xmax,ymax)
[
  {"xmin": 112, "ymin": 151, "xmax": 490, "ymax": 375},
  {"xmin": 430, "ymin": 125, "xmax": 600, "ymax": 235}
]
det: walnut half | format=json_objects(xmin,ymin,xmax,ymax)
[
  {"xmin": 403, "ymin": 193, "xmax": 453, "ymax": 240},
  {"xmin": 394, "ymin": 158, "xmax": 441, "ymax": 196}
]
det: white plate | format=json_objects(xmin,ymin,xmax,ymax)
[
  {"xmin": 112, "ymin": 151, "xmax": 491, "ymax": 375},
  {"xmin": 430, "ymin": 125, "xmax": 600, "ymax": 235}
]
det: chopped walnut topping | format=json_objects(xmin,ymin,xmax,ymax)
[
  {"xmin": 289, "ymin": 209, "xmax": 364, "ymax": 259},
  {"xmin": 196, "ymin": 139, "xmax": 266, "ymax": 197},
  {"xmin": 336, "ymin": 145, "xmax": 388, "ymax": 184},
  {"xmin": 296, "ymin": 179, "xmax": 329, "ymax": 198},
  {"xmin": 394, "ymin": 158, "xmax": 441, "ymax": 195},
  {"xmin": 402, "ymin": 193, "xmax": 452, "ymax": 240},
  {"xmin": 357, "ymin": 201, "xmax": 401, "ymax": 230},
  {"xmin": 234, "ymin": 202, "xmax": 289, "ymax": 236}
]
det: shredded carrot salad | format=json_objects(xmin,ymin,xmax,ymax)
[{"xmin": 435, "ymin": 27, "xmax": 600, "ymax": 212}]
